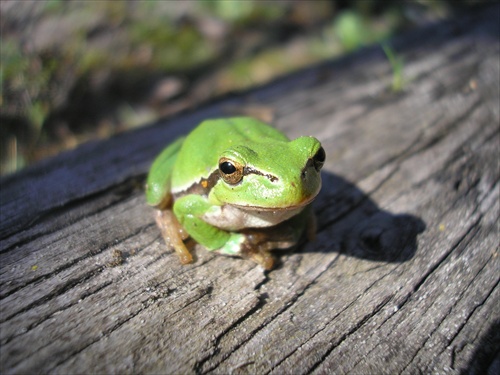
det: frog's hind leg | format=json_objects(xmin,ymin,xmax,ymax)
[{"xmin": 155, "ymin": 210, "xmax": 193, "ymax": 264}]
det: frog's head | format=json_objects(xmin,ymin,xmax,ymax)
[{"xmin": 209, "ymin": 136, "xmax": 325, "ymax": 210}]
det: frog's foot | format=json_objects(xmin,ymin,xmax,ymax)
[
  {"xmin": 212, "ymin": 232, "xmax": 274, "ymax": 270},
  {"xmin": 155, "ymin": 210, "xmax": 193, "ymax": 264},
  {"xmin": 242, "ymin": 247, "xmax": 275, "ymax": 270},
  {"xmin": 240, "ymin": 233, "xmax": 284, "ymax": 270}
]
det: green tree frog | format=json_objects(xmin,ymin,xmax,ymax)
[{"xmin": 146, "ymin": 117, "xmax": 325, "ymax": 270}]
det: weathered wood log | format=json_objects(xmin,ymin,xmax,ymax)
[{"xmin": 1, "ymin": 5, "xmax": 499, "ymax": 374}]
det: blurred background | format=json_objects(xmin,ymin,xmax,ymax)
[{"xmin": 0, "ymin": 0, "xmax": 488, "ymax": 175}]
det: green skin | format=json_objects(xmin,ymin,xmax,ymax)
[{"xmin": 146, "ymin": 117, "xmax": 324, "ymax": 268}]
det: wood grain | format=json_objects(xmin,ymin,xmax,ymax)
[{"xmin": 1, "ymin": 5, "xmax": 498, "ymax": 374}]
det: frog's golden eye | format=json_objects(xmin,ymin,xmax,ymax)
[
  {"xmin": 313, "ymin": 146, "xmax": 326, "ymax": 171},
  {"xmin": 219, "ymin": 157, "xmax": 244, "ymax": 184}
]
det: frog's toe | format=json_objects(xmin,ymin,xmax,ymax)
[
  {"xmin": 241, "ymin": 246, "xmax": 275, "ymax": 270},
  {"xmin": 252, "ymin": 251, "xmax": 275, "ymax": 270},
  {"xmin": 176, "ymin": 247, "xmax": 193, "ymax": 264}
]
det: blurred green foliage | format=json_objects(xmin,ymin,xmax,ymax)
[
  {"xmin": 334, "ymin": 10, "xmax": 371, "ymax": 51},
  {"xmin": 201, "ymin": 0, "xmax": 286, "ymax": 23},
  {"xmin": 382, "ymin": 43, "xmax": 405, "ymax": 92},
  {"xmin": 0, "ymin": 0, "xmax": 489, "ymax": 175}
]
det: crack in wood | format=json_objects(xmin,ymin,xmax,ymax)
[
  {"xmin": 45, "ymin": 285, "xmax": 213, "ymax": 373},
  {"xmin": 193, "ymin": 290, "xmax": 267, "ymax": 374},
  {"xmin": 397, "ymin": 216, "xmax": 482, "ymax": 314},
  {"xmin": 0, "ymin": 223, "xmax": 152, "ymax": 301},
  {"xmin": 46, "ymin": 304, "xmax": 150, "ymax": 371},
  {"xmin": 271, "ymin": 278, "xmax": 394, "ymax": 373},
  {"xmin": 197, "ymin": 258, "xmax": 337, "ymax": 373},
  {"xmin": 307, "ymin": 295, "xmax": 394, "ymax": 374},
  {"xmin": 0, "ymin": 265, "xmax": 106, "ymax": 324},
  {"xmin": 0, "ymin": 179, "xmax": 144, "ymax": 251},
  {"xmin": 436, "ymin": 267, "xmax": 500, "ymax": 355},
  {"xmin": 2, "ymin": 280, "xmax": 114, "ymax": 347},
  {"xmin": 402, "ymin": 258, "xmax": 499, "ymax": 373}
]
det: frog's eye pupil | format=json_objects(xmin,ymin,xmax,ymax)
[{"xmin": 220, "ymin": 161, "xmax": 236, "ymax": 175}]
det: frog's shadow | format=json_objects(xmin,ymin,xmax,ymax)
[{"xmin": 291, "ymin": 171, "xmax": 426, "ymax": 264}]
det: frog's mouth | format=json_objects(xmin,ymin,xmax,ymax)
[
  {"xmin": 203, "ymin": 187, "xmax": 320, "ymax": 230},
  {"xmin": 228, "ymin": 190, "xmax": 319, "ymax": 211},
  {"xmin": 205, "ymin": 200, "xmax": 308, "ymax": 230}
]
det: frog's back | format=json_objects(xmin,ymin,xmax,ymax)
[
  {"xmin": 146, "ymin": 136, "xmax": 185, "ymax": 206},
  {"xmin": 172, "ymin": 117, "xmax": 289, "ymax": 191},
  {"xmin": 195, "ymin": 117, "xmax": 288, "ymax": 144}
]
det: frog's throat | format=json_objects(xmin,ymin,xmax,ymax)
[
  {"xmin": 227, "ymin": 191, "xmax": 318, "ymax": 211},
  {"xmin": 172, "ymin": 170, "xmax": 220, "ymax": 197}
]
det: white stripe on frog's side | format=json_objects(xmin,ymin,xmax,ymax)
[
  {"xmin": 171, "ymin": 170, "xmax": 217, "ymax": 196},
  {"xmin": 171, "ymin": 165, "xmax": 280, "ymax": 198},
  {"xmin": 202, "ymin": 203, "xmax": 305, "ymax": 231}
]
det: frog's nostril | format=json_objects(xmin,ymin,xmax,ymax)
[{"xmin": 301, "ymin": 159, "xmax": 315, "ymax": 180}]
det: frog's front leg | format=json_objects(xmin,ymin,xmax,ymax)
[
  {"xmin": 173, "ymin": 195, "xmax": 275, "ymax": 269},
  {"xmin": 173, "ymin": 195, "xmax": 245, "ymax": 255}
]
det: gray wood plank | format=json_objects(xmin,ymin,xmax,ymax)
[{"xmin": 1, "ymin": 5, "xmax": 499, "ymax": 374}]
